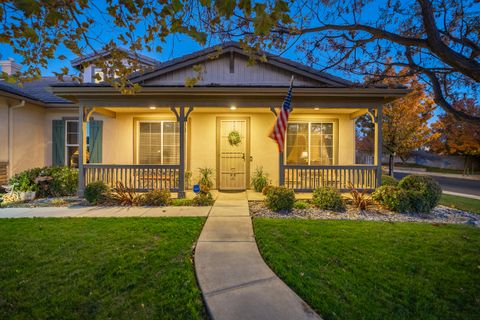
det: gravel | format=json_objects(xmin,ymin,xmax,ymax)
[{"xmin": 249, "ymin": 201, "xmax": 480, "ymax": 226}]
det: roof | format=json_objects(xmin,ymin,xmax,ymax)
[
  {"xmin": 71, "ymin": 47, "xmax": 160, "ymax": 69},
  {"xmin": 129, "ymin": 42, "xmax": 353, "ymax": 87},
  {"xmin": 0, "ymin": 77, "xmax": 74, "ymax": 105}
]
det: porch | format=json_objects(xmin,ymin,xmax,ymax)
[{"xmin": 74, "ymin": 101, "xmax": 381, "ymax": 197}]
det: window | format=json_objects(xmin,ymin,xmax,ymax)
[
  {"xmin": 93, "ymin": 67, "xmax": 104, "ymax": 83},
  {"xmin": 137, "ymin": 121, "xmax": 179, "ymax": 164},
  {"xmin": 286, "ymin": 122, "xmax": 334, "ymax": 165},
  {"xmin": 65, "ymin": 120, "xmax": 90, "ymax": 168}
]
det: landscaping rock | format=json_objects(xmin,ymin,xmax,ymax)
[{"xmin": 249, "ymin": 201, "xmax": 480, "ymax": 227}]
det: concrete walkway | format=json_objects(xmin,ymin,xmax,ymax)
[
  {"xmin": 0, "ymin": 205, "xmax": 210, "ymax": 218},
  {"xmin": 195, "ymin": 192, "xmax": 321, "ymax": 320}
]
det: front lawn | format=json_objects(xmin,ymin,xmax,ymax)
[
  {"xmin": 440, "ymin": 194, "xmax": 480, "ymax": 214},
  {"xmin": 0, "ymin": 218, "xmax": 206, "ymax": 319},
  {"xmin": 254, "ymin": 219, "xmax": 480, "ymax": 320}
]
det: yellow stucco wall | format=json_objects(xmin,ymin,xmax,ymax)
[
  {"xmin": 2, "ymin": 101, "xmax": 46, "ymax": 174},
  {"xmin": 0, "ymin": 98, "xmax": 8, "ymax": 163},
  {"xmin": 3, "ymin": 106, "xmax": 356, "ymax": 188}
]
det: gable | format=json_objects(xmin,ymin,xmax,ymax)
[
  {"xmin": 142, "ymin": 53, "xmax": 327, "ymax": 87},
  {"xmin": 132, "ymin": 43, "xmax": 351, "ymax": 87}
]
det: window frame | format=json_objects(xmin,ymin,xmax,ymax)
[
  {"xmin": 64, "ymin": 120, "xmax": 90, "ymax": 167},
  {"xmin": 284, "ymin": 120, "xmax": 338, "ymax": 166},
  {"xmin": 135, "ymin": 119, "xmax": 180, "ymax": 165}
]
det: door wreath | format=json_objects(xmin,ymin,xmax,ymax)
[{"xmin": 228, "ymin": 130, "xmax": 242, "ymax": 146}]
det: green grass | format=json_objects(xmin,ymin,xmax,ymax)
[
  {"xmin": 440, "ymin": 194, "xmax": 480, "ymax": 214},
  {"xmin": 254, "ymin": 219, "xmax": 480, "ymax": 320},
  {"xmin": 0, "ymin": 218, "xmax": 206, "ymax": 319}
]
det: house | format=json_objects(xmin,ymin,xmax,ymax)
[{"xmin": 0, "ymin": 42, "xmax": 408, "ymax": 196}]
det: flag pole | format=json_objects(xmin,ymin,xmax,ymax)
[{"xmin": 279, "ymin": 75, "xmax": 294, "ymax": 186}]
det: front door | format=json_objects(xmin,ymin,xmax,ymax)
[{"xmin": 217, "ymin": 119, "xmax": 249, "ymax": 190}]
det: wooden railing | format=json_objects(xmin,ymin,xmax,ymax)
[
  {"xmin": 84, "ymin": 164, "xmax": 180, "ymax": 192},
  {"xmin": 284, "ymin": 165, "xmax": 378, "ymax": 191}
]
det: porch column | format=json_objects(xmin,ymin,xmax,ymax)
[
  {"xmin": 178, "ymin": 107, "xmax": 186, "ymax": 198},
  {"xmin": 374, "ymin": 104, "xmax": 383, "ymax": 187},
  {"xmin": 279, "ymin": 152, "xmax": 285, "ymax": 186},
  {"xmin": 78, "ymin": 104, "xmax": 88, "ymax": 196}
]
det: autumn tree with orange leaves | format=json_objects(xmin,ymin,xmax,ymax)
[
  {"xmin": 430, "ymin": 98, "xmax": 480, "ymax": 174},
  {"xmin": 357, "ymin": 68, "xmax": 434, "ymax": 175}
]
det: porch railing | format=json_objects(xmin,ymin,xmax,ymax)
[
  {"xmin": 284, "ymin": 165, "xmax": 378, "ymax": 191},
  {"xmin": 84, "ymin": 164, "xmax": 180, "ymax": 192}
]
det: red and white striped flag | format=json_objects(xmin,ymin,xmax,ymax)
[{"xmin": 269, "ymin": 76, "xmax": 294, "ymax": 152}]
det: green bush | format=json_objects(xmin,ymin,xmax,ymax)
[
  {"xmin": 251, "ymin": 167, "xmax": 269, "ymax": 192},
  {"xmin": 9, "ymin": 166, "xmax": 78, "ymax": 197},
  {"xmin": 398, "ymin": 175, "xmax": 442, "ymax": 213},
  {"xmin": 312, "ymin": 187, "xmax": 345, "ymax": 211},
  {"xmin": 171, "ymin": 198, "xmax": 193, "ymax": 206},
  {"xmin": 140, "ymin": 189, "xmax": 171, "ymax": 206},
  {"xmin": 381, "ymin": 175, "xmax": 399, "ymax": 186},
  {"xmin": 84, "ymin": 181, "xmax": 109, "ymax": 205},
  {"xmin": 265, "ymin": 186, "xmax": 295, "ymax": 212},
  {"xmin": 372, "ymin": 185, "xmax": 411, "ymax": 212},
  {"xmin": 192, "ymin": 192, "xmax": 214, "ymax": 206},
  {"xmin": 293, "ymin": 200, "xmax": 308, "ymax": 210}
]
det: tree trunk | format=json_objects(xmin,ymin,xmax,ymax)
[{"xmin": 388, "ymin": 154, "xmax": 394, "ymax": 176}]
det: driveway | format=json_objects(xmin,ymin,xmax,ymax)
[{"xmin": 394, "ymin": 172, "xmax": 480, "ymax": 196}]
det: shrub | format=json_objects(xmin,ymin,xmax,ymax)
[
  {"xmin": 9, "ymin": 167, "xmax": 42, "ymax": 192},
  {"xmin": 84, "ymin": 181, "xmax": 109, "ymax": 204},
  {"xmin": 140, "ymin": 189, "xmax": 171, "ymax": 206},
  {"xmin": 8, "ymin": 166, "xmax": 78, "ymax": 197},
  {"xmin": 192, "ymin": 192, "xmax": 214, "ymax": 206},
  {"xmin": 372, "ymin": 185, "xmax": 411, "ymax": 212},
  {"xmin": 312, "ymin": 187, "xmax": 345, "ymax": 211},
  {"xmin": 348, "ymin": 183, "xmax": 372, "ymax": 210},
  {"xmin": 262, "ymin": 185, "xmax": 273, "ymax": 196},
  {"xmin": 293, "ymin": 200, "xmax": 308, "ymax": 210},
  {"xmin": 171, "ymin": 198, "xmax": 193, "ymax": 206},
  {"xmin": 109, "ymin": 182, "xmax": 143, "ymax": 206},
  {"xmin": 251, "ymin": 167, "xmax": 269, "ymax": 192},
  {"xmin": 265, "ymin": 186, "xmax": 295, "ymax": 212},
  {"xmin": 398, "ymin": 175, "xmax": 442, "ymax": 213},
  {"xmin": 381, "ymin": 175, "xmax": 399, "ymax": 187}
]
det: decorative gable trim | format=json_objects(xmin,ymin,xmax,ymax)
[{"xmin": 129, "ymin": 43, "xmax": 351, "ymax": 88}]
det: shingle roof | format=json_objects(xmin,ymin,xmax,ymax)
[
  {"xmin": 71, "ymin": 47, "xmax": 160, "ymax": 69},
  {"xmin": 0, "ymin": 77, "xmax": 75, "ymax": 105}
]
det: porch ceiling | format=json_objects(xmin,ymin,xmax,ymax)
[{"xmin": 103, "ymin": 106, "xmax": 363, "ymax": 114}]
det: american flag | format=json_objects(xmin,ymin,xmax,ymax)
[{"xmin": 269, "ymin": 76, "xmax": 294, "ymax": 152}]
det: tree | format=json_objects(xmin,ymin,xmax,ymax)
[
  {"xmin": 429, "ymin": 98, "xmax": 480, "ymax": 174},
  {"xmin": 356, "ymin": 68, "xmax": 434, "ymax": 175},
  {"xmin": 1, "ymin": 0, "xmax": 478, "ymax": 122}
]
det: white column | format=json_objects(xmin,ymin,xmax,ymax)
[
  {"xmin": 78, "ymin": 104, "xmax": 87, "ymax": 196},
  {"xmin": 374, "ymin": 104, "xmax": 383, "ymax": 187}
]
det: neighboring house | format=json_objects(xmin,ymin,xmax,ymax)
[{"xmin": 1, "ymin": 42, "xmax": 408, "ymax": 196}]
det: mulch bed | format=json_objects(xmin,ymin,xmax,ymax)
[{"xmin": 249, "ymin": 201, "xmax": 480, "ymax": 226}]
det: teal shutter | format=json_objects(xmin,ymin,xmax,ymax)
[
  {"xmin": 52, "ymin": 120, "xmax": 65, "ymax": 166},
  {"xmin": 89, "ymin": 120, "xmax": 103, "ymax": 163}
]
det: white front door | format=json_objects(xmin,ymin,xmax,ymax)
[{"xmin": 218, "ymin": 119, "xmax": 248, "ymax": 190}]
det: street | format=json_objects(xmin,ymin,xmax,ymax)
[{"xmin": 394, "ymin": 172, "xmax": 480, "ymax": 196}]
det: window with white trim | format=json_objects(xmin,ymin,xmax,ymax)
[
  {"xmin": 137, "ymin": 121, "xmax": 179, "ymax": 164},
  {"xmin": 65, "ymin": 120, "xmax": 90, "ymax": 168},
  {"xmin": 286, "ymin": 122, "xmax": 334, "ymax": 165},
  {"xmin": 93, "ymin": 67, "xmax": 104, "ymax": 83}
]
